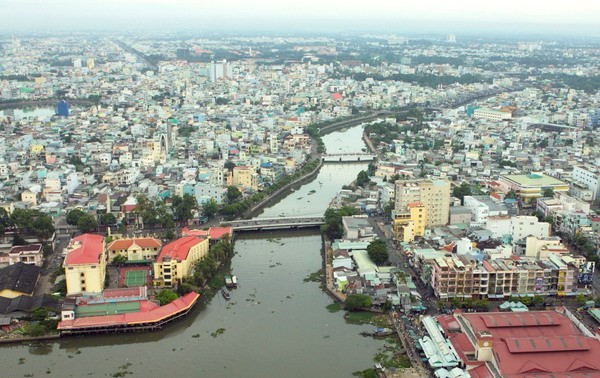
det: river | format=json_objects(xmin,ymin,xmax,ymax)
[{"xmin": 0, "ymin": 125, "xmax": 380, "ymax": 378}]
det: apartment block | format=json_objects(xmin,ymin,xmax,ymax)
[
  {"xmin": 153, "ymin": 236, "xmax": 209, "ymax": 287},
  {"xmin": 63, "ymin": 234, "xmax": 107, "ymax": 295},
  {"xmin": 394, "ymin": 179, "xmax": 450, "ymax": 227},
  {"xmin": 392, "ymin": 202, "xmax": 426, "ymax": 242}
]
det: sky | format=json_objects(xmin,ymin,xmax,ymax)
[{"xmin": 0, "ymin": 0, "xmax": 599, "ymax": 36}]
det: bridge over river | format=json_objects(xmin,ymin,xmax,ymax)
[
  {"xmin": 322, "ymin": 153, "xmax": 376, "ymax": 162},
  {"xmin": 223, "ymin": 216, "xmax": 325, "ymax": 232}
]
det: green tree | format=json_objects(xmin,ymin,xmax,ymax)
[
  {"xmin": 505, "ymin": 190, "xmax": 518, "ymax": 200},
  {"xmin": 321, "ymin": 206, "xmax": 360, "ymax": 241},
  {"xmin": 172, "ymin": 193, "xmax": 198, "ymax": 225},
  {"xmin": 383, "ymin": 200, "xmax": 395, "ymax": 220},
  {"xmin": 542, "ymin": 188, "xmax": 555, "ymax": 198},
  {"xmin": 66, "ymin": 209, "xmax": 86, "ymax": 226},
  {"xmin": 226, "ymin": 186, "xmax": 242, "ymax": 204},
  {"xmin": 112, "ymin": 254, "xmax": 127, "ymax": 266},
  {"xmin": 532, "ymin": 295, "xmax": 544, "ymax": 307},
  {"xmin": 102, "ymin": 212, "xmax": 117, "ymax": 225},
  {"xmin": 224, "ymin": 161, "xmax": 236, "ymax": 172},
  {"xmin": 344, "ymin": 294, "xmax": 373, "ymax": 311},
  {"xmin": 155, "ymin": 289, "xmax": 179, "ymax": 305},
  {"xmin": 356, "ymin": 170, "xmax": 371, "ymax": 188},
  {"xmin": 452, "ymin": 182, "xmax": 472, "ymax": 204},
  {"xmin": 575, "ymin": 294, "xmax": 589, "ymax": 307},
  {"xmin": 202, "ymin": 198, "xmax": 219, "ymax": 219},
  {"xmin": 0, "ymin": 207, "xmax": 12, "ymax": 235},
  {"xmin": 77, "ymin": 214, "xmax": 98, "ymax": 233},
  {"xmin": 367, "ymin": 239, "xmax": 388, "ymax": 265}
]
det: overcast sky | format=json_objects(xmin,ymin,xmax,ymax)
[{"xmin": 1, "ymin": 0, "xmax": 599, "ymax": 36}]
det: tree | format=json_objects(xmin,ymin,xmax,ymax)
[
  {"xmin": 112, "ymin": 254, "xmax": 127, "ymax": 266},
  {"xmin": 0, "ymin": 207, "xmax": 12, "ymax": 235},
  {"xmin": 367, "ymin": 239, "xmax": 388, "ymax": 265},
  {"xmin": 355, "ymin": 170, "xmax": 371, "ymax": 188},
  {"xmin": 321, "ymin": 206, "xmax": 360, "ymax": 241},
  {"xmin": 542, "ymin": 188, "xmax": 555, "ymax": 198},
  {"xmin": 575, "ymin": 294, "xmax": 589, "ymax": 307},
  {"xmin": 452, "ymin": 182, "xmax": 472, "ymax": 204},
  {"xmin": 505, "ymin": 190, "xmax": 518, "ymax": 200},
  {"xmin": 155, "ymin": 289, "xmax": 179, "ymax": 306},
  {"xmin": 532, "ymin": 295, "xmax": 544, "ymax": 308},
  {"xmin": 202, "ymin": 198, "xmax": 219, "ymax": 219},
  {"xmin": 172, "ymin": 193, "xmax": 198, "ymax": 225},
  {"xmin": 77, "ymin": 214, "xmax": 98, "ymax": 233},
  {"xmin": 66, "ymin": 209, "xmax": 86, "ymax": 226},
  {"xmin": 383, "ymin": 200, "xmax": 395, "ymax": 220},
  {"xmin": 344, "ymin": 294, "xmax": 373, "ymax": 311},
  {"xmin": 224, "ymin": 161, "xmax": 236, "ymax": 172},
  {"xmin": 226, "ymin": 186, "xmax": 242, "ymax": 204},
  {"xmin": 102, "ymin": 213, "xmax": 117, "ymax": 225}
]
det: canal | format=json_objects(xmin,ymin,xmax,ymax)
[{"xmin": 0, "ymin": 125, "xmax": 382, "ymax": 378}]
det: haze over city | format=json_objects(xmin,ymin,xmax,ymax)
[{"xmin": 1, "ymin": 0, "xmax": 599, "ymax": 36}]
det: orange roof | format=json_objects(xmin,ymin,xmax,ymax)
[
  {"xmin": 156, "ymin": 236, "xmax": 204, "ymax": 263},
  {"xmin": 181, "ymin": 227, "xmax": 209, "ymax": 237},
  {"xmin": 209, "ymin": 226, "xmax": 232, "ymax": 240},
  {"xmin": 408, "ymin": 202, "xmax": 424, "ymax": 207},
  {"xmin": 57, "ymin": 292, "xmax": 199, "ymax": 330},
  {"xmin": 64, "ymin": 234, "xmax": 105, "ymax": 265},
  {"xmin": 106, "ymin": 238, "xmax": 162, "ymax": 251}
]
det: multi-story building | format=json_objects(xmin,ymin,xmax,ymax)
[
  {"xmin": 394, "ymin": 179, "xmax": 450, "ymax": 227},
  {"xmin": 2, "ymin": 244, "xmax": 44, "ymax": 267},
  {"xmin": 106, "ymin": 237, "xmax": 162, "ymax": 263},
  {"xmin": 472, "ymin": 108, "xmax": 512, "ymax": 121},
  {"xmin": 510, "ymin": 215, "xmax": 551, "ymax": 241},
  {"xmin": 153, "ymin": 236, "xmax": 209, "ymax": 287},
  {"xmin": 392, "ymin": 202, "xmax": 426, "ymax": 242},
  {"xmin": 571, "ymin": 166, "xmax": 600, "ymax": 201},
  {"xmin": 498, "ymin": 173, "xmax": 569, "ymax": 204},
  {"xmin": 463, "ymin": 195, "xmax": 508, "ymax": 226},
  {"xmin": 232, "ymin": 166, "xmax": 258, "ymax": 191},
  {"xmin": 430, "ymin": 253, "xmax": 584, "ymax": 300},
  {"xmin": 63, "ymin": 234, "xmax": 106, "ymax": 295}
]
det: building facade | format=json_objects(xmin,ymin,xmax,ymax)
[
  {"xmin": 153, "ymin": 236, "xmax": 209, "ymax": 287},
  {"xmin": 394, "ymin": 179, "xmax": 450, "ymax": 227},
  {"xmin": 63, "ymin": 234, "xmax": 106, "ymax": 295}
]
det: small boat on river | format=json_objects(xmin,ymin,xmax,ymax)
[
  {"xmin": 360, "ymin": 328, "xmax": 394, "ymax": 337},
  {"xmin": 221, "ymin": 287, "xmax": 230, "ymax": 300},
  {"xmin": 231, "ymin": 275, "xmax": 238, "ymax": 288},
  {"xmin": 224, "ymin": 275, "xmax": 238, "ymax": 288}
]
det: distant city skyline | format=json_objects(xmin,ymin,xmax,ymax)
[{"xmin": 1, "ymin": 0, "xmax": 599, "ymax": 37}]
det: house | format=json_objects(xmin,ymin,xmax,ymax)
[
  {"xmin": 153, "ymin": 236, "xmax": 209, "ymax": 287},
  {"xmin": 2, "ymin": 244, "xmax": 44, "ymax": 267},
  {"xmin": 0, "ymin": 263, "xmax": 42, "ymax": 298},
  {"xmin": 106, "ymin": 237, "xmax": 162, "ymax": 262},
  {"xmin": 63, "ymin": 234, "xmax": 106, "ymax": 295}
]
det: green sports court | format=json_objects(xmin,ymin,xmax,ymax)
[
  {"xmin": 75, "ymin": 301, "xmax": 141, "ymax": 317},
  {"xmin": 125, "ymin": 270, "xmax": 148, "ymax": 287}
]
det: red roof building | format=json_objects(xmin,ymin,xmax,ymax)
[
  {"xmin": 208, "ymin": 226, "xmax": 233, "ymax": 241},
  {"xmin": 154, "ymin": 237, "xmax": 209, "ymax": 286},
  {"xmin": 106, "ymin": 237, "xmax": 162, "ymax": 262},
  {"xmin": 64, "ymin": 234, "xmax": 105, "ymax": 265},
  {"xmin": 437, "ymin": 310, "xmax": 600, "ymax": 377}
]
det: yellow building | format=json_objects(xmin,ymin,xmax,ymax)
[
  {"xmin": 395, "ymin": 179, "xmax": 450, "ymax": 227},
  {"xmin": 106, "ymin": 237, "xmax": 162, "ymax": 262},
  {"xmin": 63, "ymin": 234, "xmax": 106, "ymax": 295},
  {"xmin": 153, "ymin": 236, "xmax": 209, "ymax": 287},
  {"xmin": 21, "ymin": 190, "xmax": 38, "ymax": 206},
  {"xmin": 232, "ymin": 166, "xmax": 258, "ymax": 190},
  {"xmin": 498, "ymin": 173, "xmax": 569, "ymax": 203},
  {"xmin": 392, "ymin": 202, "xmax": 426, "ymax": 242},
  {"xmin": 30, "ymin": 144, "xmax": 44, "ymax": 154}
]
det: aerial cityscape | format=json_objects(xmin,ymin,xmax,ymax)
[{"xmin": 0, "ymin": 1, "xmax": 599, "ymax": 378}]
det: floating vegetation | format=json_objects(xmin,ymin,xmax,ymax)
[
  {"xmin": 308, "ymin": 190, "xmax": 317, "ymax": 195},
  {"xmin": 211, "ymin": 328, "xmax": 226, "ymax": 338},
  {"xmin": 18, "ymin": 358, "xmax": 26, "ymax": 365},
  {"xmin": 326, "ymin": 303, "xmax": 342, "ymax": 313},
  {"xmin": 192, "ymin": 334, "xmax": 200, "ymax": 338},
  {"xmin": 303, "ymin": 269, "xmax": 324, "ymax": 283},
  {"xmin": 323, "ymin": 335, "xmax": 330, "ymax": 339}
]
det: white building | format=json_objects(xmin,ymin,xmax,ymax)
[
  {"xmin": 571, "ymin": 166, "xmax": 600, "ymax": 201},
  {"xmin": 463, "ymin": 195, "xmax": 508, "ymax": 226},
  {"xmin": 510, "ymin": 216, "xmax": 550, "ymax": 242}
]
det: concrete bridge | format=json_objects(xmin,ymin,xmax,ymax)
[
  {"xmin": 322, "ymin": 153, "xmax": 377, "ymax": 163},
  {"xmin": 224, "ymin": 216, "xmax": 325, "ymax": 232}
]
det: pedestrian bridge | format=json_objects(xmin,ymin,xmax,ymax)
[
  {"xmin": 322, "ymin": 153, "xmax": 377, "ymax": 163},
  {"xmin": 224, "ymin": 216, "xmax": 325, "ymax": 232}
]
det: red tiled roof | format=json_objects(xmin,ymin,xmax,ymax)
[
  {"xmin": 64, "ymin": 234, "xmax": 104, "ymax": 265},
  {"xmin": 58, "ymin": 292, "xmax": 199, "ymax": 330},
  {"xmin": 209, "ymin": 226, "xmax": 232, "ymax": 240},
  {"xmin": 106, "ymin": 238, "xmax": 162, "ymax": 251},
  {"xmin": 156, "ymin": 236, "xmax": 204, "ymax": 263},
  {"xmin": 181, "ymin": 227, "xmax": 209, "ymax": 237},
  {"xmin": 459, "ymin": 311, "xmax": 600, "ymax": 377},
  {"xmin": 331, "ymin": 92, "xmax": 343, "ymax": 100}
]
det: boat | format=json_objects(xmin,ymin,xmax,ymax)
[
  {"xmin": 360, "ymin": 328, "xmax": 394, "ymax": 337},
  {"xmin": 231, "ymin": 275, "xmax": 238, "ymax": 288},
  {"xmin": 224, "ymin": 275, "xmax": 234, "ymax": 288},
  {"xmin": 221, "ymin": 287, "xmax": 230, "ymax": 300}
]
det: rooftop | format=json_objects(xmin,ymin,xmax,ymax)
[
  {"xmin": 501, "ymin": 173, "xmax": 567, "ymax": 188},
  {"xmin": 64, "ymin": 234, "xmax": 105, "ymax": 265},
  {"xmin": 156, "ymin": 236, "xmax": 204, "ymax": 263}
]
